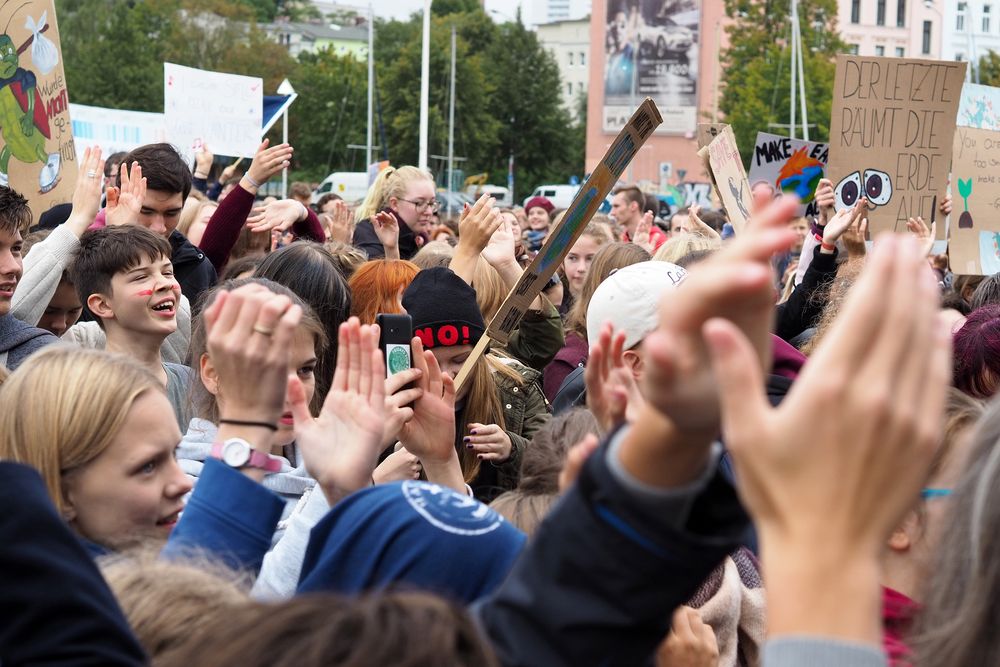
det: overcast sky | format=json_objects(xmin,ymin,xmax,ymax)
[{"xmin": 373, "ymin": 0, "xmax": 528, "ymax": 23}]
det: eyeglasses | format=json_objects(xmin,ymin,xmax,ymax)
[
  {"xmin": 400, "ymin": 198, "xmax": 440, "ymax": 213},
  {"xmin": 920, "ymin": 488, "xmax": 953, "ymax": 500}
]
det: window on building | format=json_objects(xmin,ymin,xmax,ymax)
[
  {"xmin": 896, "ymin": 46, "xmax": 905, "ymax": 56},
  {"xmin": 923, "ymin": 20, "xmax": 932, "ymax": 54},
  {"xmin": 897, "ymin": 0, "xmax": 905, "ymax": 27},
  {"xmin": 958, "ymin": 2, "xmax": 966, "ymax": 31},
  {"xmin": 877, "ymin": 0, "xmax": 886, "ymax": 26},
  {"xmin": 985, "ymin": 5, "xmax": 992, "ymax": 33},
  {"xmin": 566, "ymin": 83, "xmax": 572, "ymax": 96},
  {"xmin": 851, "ymin": 0, "xmax": 860, "ymax": 24},
  {"xmin": 568, "ymin": 52, "xmax": 573, "ymax": 65},
  {"xmin": 577, "ymin": 82, "xmax": 583, "ymax": 94},
  {"xmin": 580, "ymin": 51, "xmax": 586, "ymax": 66},
  {"xmin": 849, "ymin": 44, "xmax": 860, "ymax": 55},
  {"xmin": 875, "ymin": 45, "xmax": 885, "ymax": 56}
]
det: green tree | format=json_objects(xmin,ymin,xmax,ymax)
[
  {"xmin": 979, "ymin": 50, "xmax": 1000, "ymax": 86},
  {"xmin": 719, "ymin": 0, "xmax": 844, "ymax": 165},
  {"xmin": 484, "ymin": 19, "xmax": 579, "ymax": 198}
]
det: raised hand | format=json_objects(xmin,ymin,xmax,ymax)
[
  {"xmin": 194, "ymin": 144, "xmax": 214, "ymax": 178},
  {"xmin": 291, "ymin": 317, "xmax": 387, "ymax": 502},
  {"xmin": 642, "ymin": 196, "xmax": 799, "ymax": 434},
  {"xmin": 372, "ymin": 210, "xmax": 400, "ymax": 260},
  {"xmin": 815, "ymin": 177, "xmax": 835, "ymax": 226},
  {"xmin": 242, "ymin": 139, "xmax": 293, "ymax": 192},
  {"xmin": 823, "ymin": 198, "xmax": 868, "ymax": 246},
  {"xmin": 247, "ymin": 198, "xmax": 306, "ymax": 234},
  {"xmin": 557, "ymin": 433, "xmax": 600, "ymax": 492},
  {"xmin": 203, "ymin": 284, "xmax": 302, "ymax": 425},
  {"xmin": 324, "ymin": 199, "xmax": 353, "ymax": 244},
  {"xmin": 398, "ymin": 337, "xmax": 466, "ymax": 493},
  {"xmin": 585, "ymin": 323, "xmax": 646, "ymax": 433},
  {"xmin": 633, "ymin": 210, "xmax": 655, "ymax": 253},
  {"xmin": 382, "ymin": 367, "xmax": 423, "ymax": 446},
  {"xmin": 841, "ymin": 215, "xmax": 868, "ymax": 259},
  {"xmin": 68, "ymin": 146, "xmax": 106, "ymax": 234},
  {"xmin": 705, "ymin": 235, "xmax": 949, "ymax": 643},
  {"xmin": 106, "ymin": 161, "xmax": 146, "ymax": 228},
  {"xmin": 906, "ymin": 215, "xmax": 937, "ymax": 257},
  {"xmin": 373, "ymin": 447, "xmax": 423, "ymax": 484},
  {"xmin": 481, "ymin": 210, "xmax": 517, "ymax": 270},
  {"xmin": 685, "ymin": 204, "xmax": 720, "ymax": 240},
  {"xmin": 457, "ymin": 194, "xmax": 502, "ymax": 254}
]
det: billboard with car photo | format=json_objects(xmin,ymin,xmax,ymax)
[{"xmin": 603, "ymin": 0, "xmax": 700, "ymax": 135}]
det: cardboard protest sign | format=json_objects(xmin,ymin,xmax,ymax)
[
  {"xmin": 706, "ymin": 125, "xmax": 752, "ymax": 234},
  {"xmin": 454, "ymin": 98, "xmax": 663, "ymax": 391},
  {"xmin": 827, "ymin": 55, "xmax": 966, "ymax": 237},
  {"xmin": 959, "ymin": 82, "xmax": 1000, "ymax": 131},
  {"xmin": 697, "ymin": 122, "xmax": 727, "ymax": 149},
  {"xmin": 71, "ymin": 103, "xmax": 166, "ymax": 156},
  {"xmin": 949, "ymin": 126, "xmax": 1000, "ymax": 274},
  {"xmin": 748, "ymin": 132, "xmax": 828, "ymax": 217},
  {"xmin": 164, "ymin": 63, "xmax": 262, "ymax": 162},
  {"xmin": 0, "ymin": 0, "xmax": 77, "ymax": 219}
]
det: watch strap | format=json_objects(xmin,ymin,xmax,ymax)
[{"xmin": 210, "ymin": 440, "xmax": 282, "ymax": 473}]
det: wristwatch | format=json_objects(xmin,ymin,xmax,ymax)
[{"xmin": 211, "ymin": 438, "xmax": 282, "ymax": 473}]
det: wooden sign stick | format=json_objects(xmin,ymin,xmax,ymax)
[{"xmin": 453, "ymin": 98, "xmax": 663, "ymax": 393}]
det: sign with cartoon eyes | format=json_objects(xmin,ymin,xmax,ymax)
[
  {"xmin": 826, "ymin": 54, "xmax": 966, "ymax": 236},
  {"xmin": 834, "ymin": 169, "xmax": 893, "ymax": 211}
]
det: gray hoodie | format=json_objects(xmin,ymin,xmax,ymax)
[
  {"xmin": 0, "ymin": 314, "xmax": 57, "ymax": 370},
  {"xmin": 176, "ymin": 418, "xmax": 317, "ymax": 544}
]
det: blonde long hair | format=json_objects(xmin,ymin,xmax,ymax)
[
  {"xmin": 354, "ymin": 166, "xmax": 434, "ymax": 222},
  {"xmin": 458, "ymin": 355, "xmax": 524, "ymax": 483},
  {"xmin": 0, "ymin": 347, "xmax": 161, "ymax": 512}
]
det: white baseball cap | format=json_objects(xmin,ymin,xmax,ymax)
[{"xmin": 586, "ymin": 261, "xmax": 688, "ymax": 350}]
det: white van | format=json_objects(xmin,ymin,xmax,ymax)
[
  {"xmin": 466, "ymin": 184, "xmax": 511, "ymax": 206},
  {"xmin": 523, "ymin": 184, "xmax": 579, "ymax": 210},
  {"xmin": 312, "ymin": 172, "xmax": 369, "ymax": 204}
]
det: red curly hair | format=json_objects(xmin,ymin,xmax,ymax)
[{"xmin": 348, "ymin": 259, "xmax": 421, "ymax": 325}]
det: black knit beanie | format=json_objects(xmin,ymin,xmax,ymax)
[{"xmin": 402, "ymin": 267, "xmax": 486, "ymax": 349}]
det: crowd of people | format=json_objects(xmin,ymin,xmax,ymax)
[{"xmin": 0, "ymin": 135, "xmax": 996, "ymax": 667}]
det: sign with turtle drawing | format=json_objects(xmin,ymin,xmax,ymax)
[
  {"xmin": 949, "ymin": 125, "xmax": 1000, "ymax": 275},
  {"xmin": 0, "ymin": 0, "xmax": 75, "ymax": 218}
]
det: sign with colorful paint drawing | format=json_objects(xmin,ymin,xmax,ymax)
[
  {"xmin": 958, "ymin": 82, "xmax": 1000, "ymax": 131},
  {"xmin": 0, "ymin": 0, "xmax": 76, "ymax": 220},
  {"xmin": 748, "ymin": 132, "xmax": 828, "ymax": 217},
  {"xmin": 949, "ymin": 124, "xmax": 1000, "ymax": 274},
  {"xmin": 826, "ymin": 55, "xmax": 966, "ymax": 238}
]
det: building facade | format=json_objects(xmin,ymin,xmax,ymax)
[
  {"xmin": 535, "ymin": 17, "xmax": 591, "ymax": 119},
  {"xmin": 263, "ymin": 20, "xmax": 368, "ymax": 60},
  {"xmin": 939, "ymin": 2, "xmax": 1000, "ymax": 77},
  {"xmin": 530, "ymin": 0, "xmax": 592, "ymax": 25},
  {"xmin": 586, "ymin": 0, "xmax": 727, "ymax": 187},
  {"xmin": 837, "ymin": 0, "xmax": 942, "ymax": 59}
]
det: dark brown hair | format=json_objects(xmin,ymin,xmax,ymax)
[
  {"xmin": 612, "ymin": 185, "xmax": 645, "ymax": 209},
  {"xmin": 119, "ymin": 143, "xmax": 192, "ymax": 200},
  {"xmin": 0, "ymin": 186, "xmax": 32, "ymax": 235},
  {"xmin": 154, "ymin": 591, "xmax": 499, "ymax": 667},
  {"xmin": 70, "ymin": 226, "xmax": 173, "ymax": 327},
  {"xmin": 491, "ymin": 408, "xmax": 600, "ymax": 535}
]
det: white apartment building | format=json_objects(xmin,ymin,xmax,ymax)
[
  {"xmin": 535, "ymin": 16, "xmax": 590, "ymax": 119},
  {"xmin": 531, "ymin": 0, "xmax": 591, "ymax": 24},
  {"xmin": 939, "ymin": 2, "xmax": 1000, "ymax": 79}
]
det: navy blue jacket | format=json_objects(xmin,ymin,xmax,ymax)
[
  {"xmin": 0, "ymin": 462, "xmax": 146, "ymax": 665},
  {"xmin": 477, "ymin": 440, "xmax": 750, "ymax": 666}
]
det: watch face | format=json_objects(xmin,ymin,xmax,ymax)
[{"xmin": 222, "ymin": 440, "xmax": 251, "ymax": 468}]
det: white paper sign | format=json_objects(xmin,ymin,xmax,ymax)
[
  {"xmin": 163, "ymin": 62, "xmax": 262, "ymax": 160},
  {"xmin": 70, "ymin": 103, "xmax": 167, "ymax": 156}
]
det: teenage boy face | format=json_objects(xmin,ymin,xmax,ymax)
[
  {"xmin": 0, "ymin": 226, "xmax": 22, "ymax": 316},
  {"xmin": 138, "ymin": 189, "xmax": 185, "ymax": 237},
  {"xmin": 38, "ymin": 280, "xmax": 83, "ymax": 336},
  {"xmin": 95, "ymin": 254, "xmax": 180, "ymax": 337}
]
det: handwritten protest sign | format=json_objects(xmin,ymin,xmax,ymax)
[
  {"xmin": 748, "ymin": 132, "xmax": 828, "ymax": 217},
  {"xmin": 827, "ymin": 55, "xmax": 965, "ymax": 237},
  {"xmin": 706, "ymin": 125, "xmax": 752, "ymax": 234},
  {"xmin": 0, "ymin": 0, "xmax": 77, "ymax": 219},
  {"xmin": 949, "ymin": 126, "xmax": 1000, "ymax": 274},
  {"xmin": 959, "ymin": 82, "xmax": 1000, "ymax": 131},
  {"xmin": 71, "ymin": 103, "xmax": 166, "ymax": 156},
  {"xmin": 697, "ymin": 122, "xmax": 727, "ymax": 149},
  {"xmin": 164, "ymin": 63, "xmax": 262, "ymax": 161}
]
